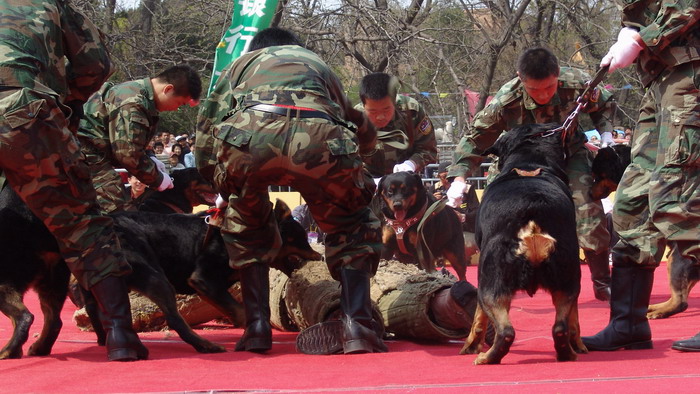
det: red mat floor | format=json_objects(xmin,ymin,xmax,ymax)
[{"xmin": 3, "ymin": 261, "xmax": 700, "ymax": 393}]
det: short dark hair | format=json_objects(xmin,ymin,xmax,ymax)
[
  {"xmin": 155, "ymin": 64, "xmax": 202, "ymax": 100},
  {"xmin": 153, "ymin": 141, "xmax": 164, "ymax": 148},
  {"xmin": 517, "ymin": 47, "xmax": 559, "ymax": 80},
  {"xmin": 249, "ymin": 27, "xmax": 302, "ymax": 51},
  {"xmin": 359, "ymin": 72, "xmax": 399, "ymax": 103}
]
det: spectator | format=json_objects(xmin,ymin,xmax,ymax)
[{"xmin": 169, "ymin": 153, "xmax": 185, "ymax": 172}]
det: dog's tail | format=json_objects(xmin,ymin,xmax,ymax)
[{"xmin": 516, "ymin": 221, "xmax": 556, "ymax": 267}]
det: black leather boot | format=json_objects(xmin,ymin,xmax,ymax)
[
  {"xmin": 90, "ymin": 276, "xmax": 148, "ymax": 361},
  {"xmin": 235, "ymin": 263, "xmax": 272, "ymax": 352},
  {"xmin": 582, "ymin": 256, "xmax": 654, "ymax": 351},
  {"xmin": 339, "ymin": 268, "xmax": 387, "ymax": 354},
  {"xmin": 585, "ymin": 250, "xmax": 611, "ymax": 302},
  {"xmin": 295, "ymin": 268, "xmax": 386, "ymax": 355}
]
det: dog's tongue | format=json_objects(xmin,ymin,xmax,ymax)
[{"xmin": 395, "ymin": 210, "xmax": 407, "ymax": 221}]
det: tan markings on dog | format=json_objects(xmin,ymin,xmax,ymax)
[
  {"xmin": 473, "ymin": 295, "xmax": 514, "ymax": 365},
  {"xmin": 516, "ymin": 221, "xmax": 556, "ymax": 266},
  {"xmin": 460, "ymin": 303, "xmax": 488, "ymax": 355},
  {"xmin": 647, "ymin": 252, "xmax": 697, "ymax": 319},
  {"xmin": 513, "ymin": 168, "xmax": 541, "ymax": 177},
  {"xmin": 550, "ymin": 291, "xmax": 581, "ymax": 361},
  {"xmin": 382, "ymin": 226, "xmax": 395, "ymax": 244},
  {"xmin": 567, "ymin": 302, "xmax": 587, "ymax": 354}
]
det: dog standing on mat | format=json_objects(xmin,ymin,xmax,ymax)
[{"xmin": 460, "ymin": 123, "xmax": 587, "ymax": 364}]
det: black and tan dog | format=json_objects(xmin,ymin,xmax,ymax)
[
  {"xmin": 460, "ymin": 123, "xmax": 587, "ymax": 364},
  {"xmin": 591, "ymin": 144, "xmax": 631, "ymax": 200},
  {"xmin": 0, "ymin": 181, "xmax": 320, "ymax": 359},
  {"xmin": 376, "ymin": 171, "xmax": 468, "ymax": 281}
]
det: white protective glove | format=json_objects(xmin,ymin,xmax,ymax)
[
  {"xmin": 373, "ymin": 177, "xmax": 382, "ymax": 186},
  {"xmin": 393, "ymin": 160, "xmax": 417, "ymax": 173},
  {"xmin": 215, "ymin": 194, "xmax": 228, "ymax": 209},
  {"xmin": 600, "ymin": 27, "xmax": 644, "ymax": 72},
  {"xmin": 446, "ymin": 179, "xmax": 469, "ymax": 208},
  {"xmin": 156, "ymin": 172, "xmax": 174, "ymax": 191}
]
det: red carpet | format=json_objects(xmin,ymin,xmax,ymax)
[{"xmin": 3, "ymin": 261, "xmax": 700, "ymax": 393}]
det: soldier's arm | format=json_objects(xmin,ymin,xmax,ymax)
[
  {"xmin": 110, "ymin": 105, "xmax": 163, "ymax": 188},
  {"xmin": 60, "ymin": 3, "xmax": 114, "ymax": 105},
  {"xmin": 407, "ymin": 104, "xmax": 438, "ymax": 172},
  {"xmin": 448, "ymin": 98, "xmax": 508, "ymax": 180},
  {"xmin": 624, "ymin": 1, "xmax": 700, "ymax": 55},
  {"xmin": 328, "ymin": 73, "xmax": 376, "ymax": 155}
]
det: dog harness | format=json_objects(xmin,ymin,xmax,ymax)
[{"xmin": 385, "ymin": 199, "xmax": 429, "ymax": 255}]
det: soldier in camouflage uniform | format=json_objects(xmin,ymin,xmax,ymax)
[
  {"xmin": 195, "ymin": 27, "xmax": 386, "ymax": 354},
  {"xmin": 355, "ymin": 72, "xmax": 437, "ymax": 177},
  {"xmin": 78, "ymin": 65, "xmax": 202, "ymax": 213},
  {"xmin": 0, "ymin": 0, "xmax": 147, "ymax": 361},
  {"xmin": 446, "ymin": 47, "xmax": 616, "ymax": 302},
  {"xmin": 583, "ymin": 1, "xmax": 700, "ymax": 352}
]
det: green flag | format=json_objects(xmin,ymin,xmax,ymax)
[{"xmin": 208, "ymin": 0, "xmax": 279, "ymax": 93}]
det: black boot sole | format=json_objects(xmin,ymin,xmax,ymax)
[
  {"xmin": 296, "ymin": 321, "xmax": 344, "ymax": 355},
  {"xmin": 583, "ymin": 339, "xmax": 653, "ymax": 351},
  {"xmin": 671, "ymin": 344, "xmax": 700, "ymax": 352}
]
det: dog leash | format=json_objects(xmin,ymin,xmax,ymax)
[{"xmin": 541, "ymin": 65, "xmax": 609, "ymax": 145}]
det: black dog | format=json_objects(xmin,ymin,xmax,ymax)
[
  {"xmin": 591, "ymin": 144, "xmax": 631, "ymax": 200},
  {"xmin": 0, "ymin": 184, "xmax": 321, "ymax": 358},
  {"xmin": 376, "ymin": 171, "xmax": 468, "ymax": 281},
  {"xmin": 460, "ymin": 123, "xmax": 587, "ymax": 364},
  {"xmin": 137, "ymin": 167, "xmax": 218, "ymax": 213}
]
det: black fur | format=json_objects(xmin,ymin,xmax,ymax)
[
  {"xmin": 138, "ymin": 168, "xmax": 218, "ymax": 213},
  {"xmin": 0, "ymin": 183, "xmax": 320, "ymax": 358},
  {"xmin": 376, "ymin": 171, "xmax": 468, "ymax": 281},
  {"xmin": 591, "ymin": 144, "xmax": 631, "ymax": 200},
  {"xmin": 460, "ymin": 123, "xmax": 586, "ymax": 364}
]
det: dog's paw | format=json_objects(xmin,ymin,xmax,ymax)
[
  {"xmin": 556, "ymin": 348, "xmax": 578, "ymax": 362},
  {"xmin": 0, "ymin": 347, "xmax": 23, "ymax": 359},
  {"xmin": 647, "ymin": 301, "xmax": 688, "ymax": 319},
  {"xmin": 27, "ymin": 342, "xmax": 51, "ymax": 356},
  {"xmin": 196, "ymin": 341, "xmax": 227, "ymax": 353},
  {"xmin": 473, "ymin": 352, "xmax": 500, "ymax": 365},
  {"xmin": 459, "ymin": 339, "xmax": 483, "ymax": 355}
]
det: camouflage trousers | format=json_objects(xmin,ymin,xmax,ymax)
[
  {"xmin": 214, "ymin": 111, "xmax": 382, "ymax": 279},
  {"xmin": 84, "ymin": 157, "xmax": 130, "ymax": 213},
  {"xmin": 0, "ymin": 88, "xmax": 131, "ymax": 289},
  {"xmin": 613, "ymin": 61, "xmax": 700, "ymax": 266},
  {"xmin": 486, "ymin": 145, "xmax": 610, "ymax": 255}
]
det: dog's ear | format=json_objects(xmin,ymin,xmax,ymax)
[
  {"xmin": 412, "ymin": 173, "xmax": 424, "ymax": 189},
  {"xmin": 273, "ymin": 199, "xmax": 292, "ymax": 222},
  {"xmin": 483, "ymin": 141, "xmax": 501, "ymax": 158},
  {"xmin": 375, "ymin": 175, "xmax": 387, "ymax": 197}
]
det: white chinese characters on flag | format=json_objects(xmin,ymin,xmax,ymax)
[{"xmin": 208, "ymin": 0, "xmax": 279, "ymax": 93}]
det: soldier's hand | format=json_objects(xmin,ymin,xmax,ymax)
[
  {"xmin": 601, "ymin": 27, "xmax": 644, "ymax": 72},
  {"xmin": 393, "ymin": 160, "xmax": 416, "ymax": 173},
  {"xmin": 446, "ymin": 180, "xmax": 469, "ymax": 208},
  {"xmin": 157, "ymin": 172, "xmax": 174, "ymax": 191},
  {"xmin": 215, "ymin": 194, "xmax": 228, "ymax": 209}
]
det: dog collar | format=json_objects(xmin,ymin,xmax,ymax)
[{"xmin": 386, "ymin": 199, "xmax": 429, "ymax": 255}]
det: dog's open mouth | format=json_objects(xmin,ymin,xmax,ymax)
[{"xmin": 393, "ymin": 209, "xmax": 407, "ymax": 221}]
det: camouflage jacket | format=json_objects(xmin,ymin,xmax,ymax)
[
  {"xmin": 355, "ymin": 95, "xmax": 437, "ymax": 177},
  {"xmin": 196, "ymin": 45, "xmax": 375, "ymax": 182},
  {"xmin": 449, "ymin": 67, "xmax": 615, "ymax": 179},
  {"xmin": 77, "ymin": 78, "xmax": 164, "ymax": 188},
  {"xmin": 0, "ymin": 0, "xmax": 113, "ymax": 109},
  {"xmin": 619, "ymin": 0, "xmax": 700, "ymax": 87}
]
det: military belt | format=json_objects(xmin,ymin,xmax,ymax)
[{"xmin": 248, "ymin": 103, "xmax": 335, "ymax": 123}]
